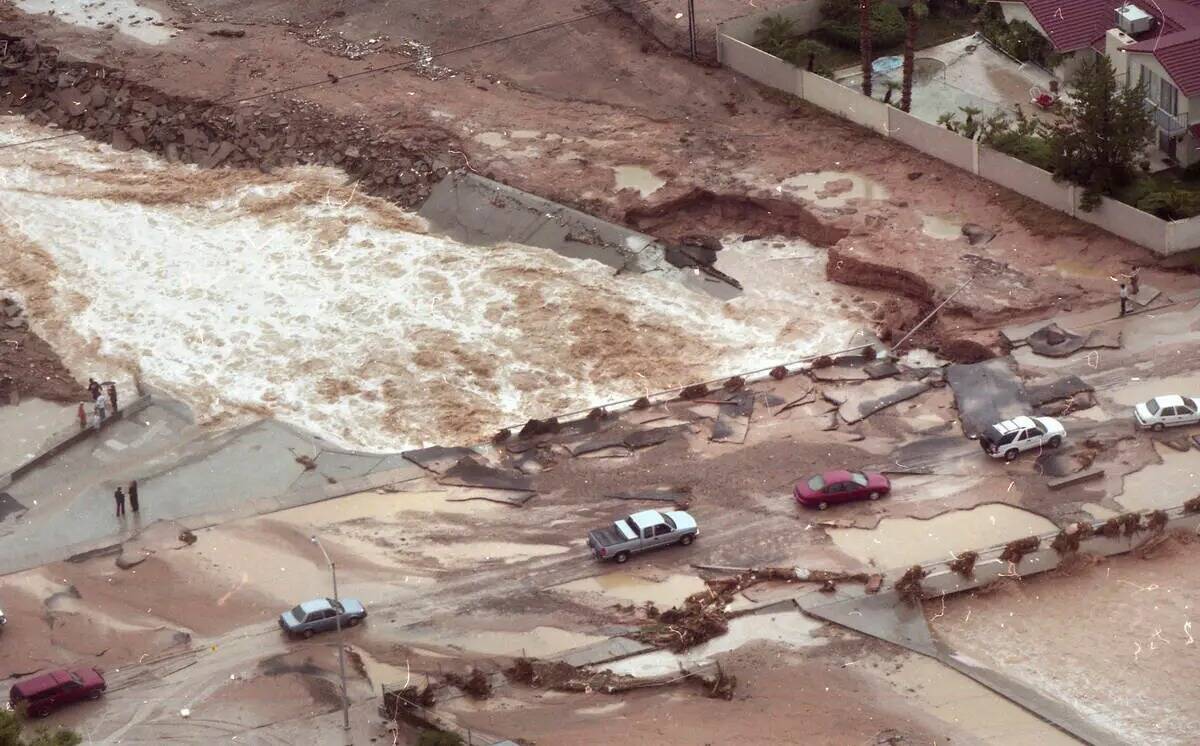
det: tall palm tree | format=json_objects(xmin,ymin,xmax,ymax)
[
  {"xmin": 899, "ymin": 2, "xmax": 923, "ymax": 112},
  {"xmin": 859, "ymin": 0, "xmax": 873, "ymax": 97}
]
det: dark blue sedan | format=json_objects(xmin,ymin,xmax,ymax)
[{"xmin": 279, "ymin": 598, "xmax": 366, "ymax": 638}]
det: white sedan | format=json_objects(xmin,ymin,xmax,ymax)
[{"xmin": 1134, "ymin": 395, "xmax": 1200, "ymax": 430}]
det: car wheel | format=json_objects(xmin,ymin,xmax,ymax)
[
  {"xmin": 817, "ymin": 501, "xmax": 829, "ymax": 510},
  {"xmin": 33, "ymin": 707, "xmax": 50, "ymax": 718},
  {"xmin": 868, "ymin": 492, "xmax": 881, "ymax": 501},
  {"xmin": 88, "ymin": 690, "xmax": 103, "ymax": 700},
  {"xmin": 679, "ymin": 534, "xmax": 694, "ymax": 546},
  {"xmin": 302, "ymin": 629, "xmax": 315, "ymax": 640},
  {"xmin": 1047, "ymin": 436, "xmax": 1062, "ymax": 448},
  {"xmin": 347, "ymin": 617, "xmax": 360, "ymax": 627},
  {"xmin": 1004, "ymin": 449, "xmax": 1019, "ymax": 461},
  {"xmin": 1153, "ymin": 422, "xmax": 1165, "ymax": 432},
  {"xmin": 614, "ymin": 551, "xmax": 630, "ymax": 564}
]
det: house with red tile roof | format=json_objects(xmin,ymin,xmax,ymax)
[{"xmin": 991, "ymin": 0, "xmax": 1200, "ymax": 166}]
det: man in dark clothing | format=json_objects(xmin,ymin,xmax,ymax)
[
  {"xmin": 114, "ymin": 487, "xmax": 126, "ymax": 517},
  {"xmin": 88, "ymin": 378, "xmax": 102, "ymax": 401},
  {"xmin": 129, "ymin": 480, "xmax": 139, "ymax": 513},
  {"xmin": 107, "ymin": 383, "xmax": 118, "ymax": 414}
]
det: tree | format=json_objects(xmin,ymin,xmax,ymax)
[
  {"xmin": 753, "ymin": 14, "xmax": 799, "ymax": 58},
  {"xmin": 860, "ymin": 0, "xmax": 874, "ymax": 97},
  {"xmin": 899, "ymin": 2, "xmax": 926, "ymax": 112},
  {"xmin": 1045, "ymin": 56, "xmax": 1153, "ymax": 209},
  {"xmin": 0, "ymin": 710, "xmax": 81, "ymax": 746}
]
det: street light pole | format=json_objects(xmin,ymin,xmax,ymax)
[{"xmin": 312, "ymin": 535, "xmax": 351, "ymax": 739}]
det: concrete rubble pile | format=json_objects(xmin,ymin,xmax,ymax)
[{"xmin": 0, "ymin": 35, "xmax": 451, "ymax": 206}]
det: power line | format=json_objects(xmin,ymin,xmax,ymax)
[{"xmin": 0, "ymin": 0, "xmax": 667, "ymax": 153}]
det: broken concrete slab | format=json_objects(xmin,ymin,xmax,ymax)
[
  {"xmin": 710, "ymin": 391, "xmax": 754, "ymax": 444},
  {"xmin": 445, "ymin": 492, "xmax": 535, "ymax": 507},
  {"xmin": 437, "ymin": 457, "xmax": 533, "ymax": 492},
  {"xmin": 553, "ymin": 637, "xmax": 654, "ymax": 667},
  {"xmin": 945, "ymin": 357, "xmax": 1029, "ymax": 438},
  {"xmin": 864, "ymin": 360, "xmax": 900, "ymax": 379},
  {"xmin": 578, "ymin": 446, "xmax": 633, "ymax": 459},
  {"xmin": 1131, "ymin": 283, "xmax": 1161, "ymax": 307},
  {"xmin": 1083, "ymin": 327, "xmax": 1122, "ymax": 349},
  {"xmin": 0, "ymin": 491, "xmax": 26, "ymax": 522},
  {"xmin": 1026, "ymin": 375, "xmax": 1093, "ymax": 407},
  {"xmin": 625, "ymin": 424, "xmax": 690, "ymax": 449},
  {"xmin": 403, "ymin": 446, "xmax": 479, "ymax": 474},
  {"xmin": 800, "ymin": 589, "xmax": 937, "ymax": 657},
  {"xmin": 810, "ymin": 365, "xmax": 870, "ymax": 382},
  {"xmin": 837, "ymin": 379, "xmax": 930, "ymax": 424},
  {"xmin": 1047, "ymin": 468, "xmax": 1104, "ymax": 490},
  {"xmin": 568, "ymin": 434, "xmax": 628, "ymax": 456},
  {"xmin": 1025, "ymin": 323, "xmax": 1086, "ymax": 357}
]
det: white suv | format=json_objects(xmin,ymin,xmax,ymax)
[
  {"xmin": 1134, "ymin": 395, "xmax": 1200, "ymax": 430},
  {"xmin": 979, "ymin": 416, "xmax": 1065, "ymax": 460}
]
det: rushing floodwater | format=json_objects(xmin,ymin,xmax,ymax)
[{"xmin": 0, "ymin": 118, "xmax": 861, "ymax": 450}]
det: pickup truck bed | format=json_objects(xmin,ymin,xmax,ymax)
[{"xmin": 587, "ymin": 526, "xmax": 624, "ymax": 550}]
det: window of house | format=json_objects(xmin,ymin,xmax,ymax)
[{"xmin": 1160, "ymin": 78, "xmax": 1179, "ymax": 115}]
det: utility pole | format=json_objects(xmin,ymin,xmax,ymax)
[
  {"xmin": 312, "ymin": 535, "xmax": 351, "ymax": 741},
  {"xmin": 687, "ymin": 0, "xmax": 697, "ymax": 61}
]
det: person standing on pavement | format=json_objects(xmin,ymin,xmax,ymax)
[
  {"xmin": 94, "ymin": 394, "xmax": 108, "ymax": 423},
  {"xmin": 1119, "ymin": 283, "xmax": 1129, "ymax": 317},
  {"xmin": 77, "ymin": 402, "xmax": 87, "ymax": 430},
  {"xmin": 128, "ymin": 480, "xmax": 139, "ymax": 513},
  {"xmin": 107, "ymin": 383, "xmax": 118, "ymax": 415},
  {"xmin": 114, "ymin": 487, "xmax": 126, "ymax": 518},
  {"xmin": 1129, "ymin": 267, "xmax": 1141, "ymax": 297},
  {"xmin": 88, "ymin": 378, "xmax": 102, "ymax": 401}
]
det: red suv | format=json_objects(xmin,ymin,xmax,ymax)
[{"xmin": 8, "ymin": 667, "xmax": 106, "ymax": 717}]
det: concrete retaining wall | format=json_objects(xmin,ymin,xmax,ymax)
[
  {"xmin": 1078, "ymin": 193, "xmax": 1170, "ymax": 251},
  {"xmin": 888, "ymin": 109, "xmax": 976, "ymax": 174},
  {"xmin": 977, "ymin": 146, "xmax": 1074, "ymax": 214},
  {"xmin": 802, "ymin": 70, "xmax": 890, "ymax": 136},
  {"xmin": 719, "ymin": 36, "xmax": 803, "ymax": 97},
  {"xmin": 1169, "ymin": 215, "xmax": 1200, "ymax": 252}
]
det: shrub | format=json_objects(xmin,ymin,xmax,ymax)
[
  {"xmin": 819, "ymin": 0, "xmax": 906, "ymax": 49},
  {"xmin": 1135, "ymin": 188, "xmax": 1200, "ymax": 219},
  {"xmin": 753, "ymin": 15, "xmax": 835, "ymax": 75},
  {"xmin": 417, "ymin": 731, "xmax": 464, "ymax": 746}
]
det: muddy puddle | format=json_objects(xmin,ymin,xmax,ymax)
[
  {"xmin": 1118, "ymin": 442, "xmax": 1200, "ymax": 511},
  {"xmin": 870, "ymin": 653, "xmax": 1080, "ymax": 745},
  {"xmin": 348, "ymin": 646, "xmax": 416, "ymax": 691},
  {"xmin": 552, "ymin": 572, "xmax": 706, "ymax": 607},
  {"xmin": 0, "ymin": 398, "xmax": 79, "ymax": 474},
  {"xmin": 777, "ymin": 171, "xmax": 890, "ymax": 208},
  {"xmin": 599, "ymin": 612, "xmax": 825, "ymax": 677},
  {"xmin": 404, "ymin": 625, "xmax": 605, "ymax": 658},
  {"xmin": 920, "ymin": 214, "xmax": 963, "ymax": 240},
  {"xmin": 16, "ymin": 0, "xmax": 177, "ymax": 44},
  {"xmin": 1053, "ymin": 260, "xmax": 1115, "ymax": 281},
  {"xmin": 420, "ymin": 541, "xmax": 569, "ymax": 566},
  {"xmin": 275, "ymin": 489, "xmax": 500, "ymax": 528},
  {"xmin": 829, "ymin": 504, "xmax": 1058, "ymax": 568},
  {"xmin": 610, "ymin": 165, "xmax": 666, "ymax": 197}
]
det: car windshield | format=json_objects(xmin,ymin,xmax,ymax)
[
  {"xmin": 850, "ymin": 472, "xmax": 868, "ymax": 486},
  {"xmin": 1147, "ymin": 399, "xmax": 1161, "ymax": 414},
  {"xmin": 1033, "ymin": 420, "xmax": 1047, "ymax": 434},
  {"xmin": 69, "ymin": 672, "xmax": 83, "ymax": 685},
  {"xmin": 327, "ymin": 599, "xmax": 343, "ymax": 613},
  {"xmin": 807, "ymin": 475, "xmax": 825, "ymax": 491},
  {"xmin": 289, "ymin": 605, "xmax": 306, "ymax": 621},
  {"xmin": 662, "ymin": 514, "xmax": 676, "ymax": 530}
]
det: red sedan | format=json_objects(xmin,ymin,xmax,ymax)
[{"xmin": 794, "ymin": 469, "xmax": 890, "ymax": 510}]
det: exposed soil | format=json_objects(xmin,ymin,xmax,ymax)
[{"xmin": 626, "ymin": 189, "xmax": 849, "ymax": 247}]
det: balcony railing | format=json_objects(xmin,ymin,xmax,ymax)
[{"xmin": 1144, "ymin": 99, "xmax": 1188, "ymax": 136}]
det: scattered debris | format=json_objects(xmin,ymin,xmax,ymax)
[
  {"xmin": 606, "ymin": 486, "xmax": 691, "ymax": 505},
  {"xmin": 894, "ymin": 565, "xmax": 926, "ymax": 605},
  {"xmin": 1050, "ymin": 522, "xmax": 1093, "ymax": 555},
  {"xmin": 999, "ymin": 536, "xmax": 1040, "ymax": 565},
  {"xmin": 1025, "ymin": 323, "xmax": 1086, "ymax": 357},
  {"xmin": 294, "ymin": 454, "xmax": 318, "ymax": 470},
  {"xmin": 1097, "ymin": 513, "xmax": 1141, "ymax": 538},
  {"xmin": 178, "ymin": 530, "xmax": 197, "ymax": 545},
  {"xmin": 506, "ymin": 657, "xmax": 734, "ymax": 699},
  {"xmin": 948, "ymin": 550, "xmax": 978, "ymax": 578},
  {"xmin": 443, "ymin": 669, "xmax": 493, "ymax": 699},
  {"xmin": 1184, "ymin": 496, "xmax": 1200, "ymax": 514},
  {"xmin": 207, "ymin": 28, "xmax": 246, "ymax": 38},
  {"xmin": 437, "ymin": 457, "xmax": 532, "ymax": 492}
]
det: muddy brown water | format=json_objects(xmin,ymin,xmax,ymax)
[
  {"xmin": 1117, "ymin": 442, "xmax": 1200, "ymax": 511},
  {"xmin": 552, "ymin": 572, "xmax": 706, "ymax": 608},
  {"xmin": 828, "ymin": 504, "xmax": 1058, "ymax": 569}
]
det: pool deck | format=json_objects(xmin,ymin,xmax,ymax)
[{"xmin": 836, "ymin": 35, "xmax": 1061, "ymax": 126}]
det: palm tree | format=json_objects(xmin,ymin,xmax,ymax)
[
  {"xmin": 899, "ymin": 2, "xmax": 924, "ymax": 112},
  {"xmin": 754, "ymin": 14, "xmax": 798, "ymax": 59},
  {"xmin": 859, "ymin": 0, "xmax": 873, "ymax": 97}
]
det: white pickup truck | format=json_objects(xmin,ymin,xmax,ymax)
[{"xmin": 587, "ymin": 509, "xmax": 698, "ymax": 563}]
